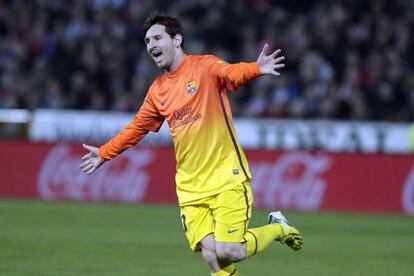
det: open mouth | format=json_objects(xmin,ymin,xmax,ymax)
[{"xmin": 151, "ymin": 49, "xmax": 163, "ymax": 62}]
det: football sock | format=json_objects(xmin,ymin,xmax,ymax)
[
  {"xmin": 245, "ymin": 224, "xmax": 283, "ymax": 257},
  {"xmin": 211, "ymin": 264, "xmax": 238, "ymax": 276}
]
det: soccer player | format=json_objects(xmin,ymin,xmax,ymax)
[{"xmin": 80, "ymin": 14, "xmax": 303, "ymax": 275}]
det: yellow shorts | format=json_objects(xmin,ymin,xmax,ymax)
[{"xmin": 179, "ymin": 181, "xmax": 253, "ymax": 252}]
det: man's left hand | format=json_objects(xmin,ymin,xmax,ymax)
[{"xmin": 257, "ymin": 44, "xmax": 285, "ymax": 76}]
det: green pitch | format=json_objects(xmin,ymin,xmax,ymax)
[{"xmin": 1, "ymin": 200, "xmax": 413, "ymax": 276}]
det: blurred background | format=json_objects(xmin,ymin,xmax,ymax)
[
  {"xmin": 1, "ymin": 0, "xmax": 414, "ymax": 275},
  {"xmin": 1, "ymin": 0, "xmax": 413, "ymax": 119}
]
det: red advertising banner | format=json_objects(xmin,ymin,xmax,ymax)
[{"xmin": 1, "ymin": 140, "xmax": 413, "ymax": 215}]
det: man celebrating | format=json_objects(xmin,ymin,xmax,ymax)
[{"xmin": 80, "ymin": 14, "xmax": 303, "ymax": 276}]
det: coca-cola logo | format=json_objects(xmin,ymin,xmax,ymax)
[
  {"xmin": 38, "ymin": 145, "xmax": 153, "ymax": 202},
  {"xmin": 250, "ymin": 152, "xmax": 332, "ymax": 210},
  {"xmin": 402, "ymin": 167, "xmax": 414, "ymax": 216}
]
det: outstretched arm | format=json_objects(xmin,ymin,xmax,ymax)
[
  {"xmin": 79, "ymin": 87, "xmax": 164, "ymax": 175},
  {"xmin": 79, "ymin": 119, "xmax": 150, "ymax": 175},
  {"xmin": 208, "ymin": 44, "xmax": 285, "ymax": 90}
]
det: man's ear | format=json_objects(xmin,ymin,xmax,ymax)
[{"xmin": 173, "ymin": 34, "xmax": 183, "ymax": 48}]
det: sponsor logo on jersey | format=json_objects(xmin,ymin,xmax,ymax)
[
  {"xmin": 160, "ymin": 98, "xmax": 168, "ymax": 106},
  {"xmin": 172, "ymin": 106, "xmax": 202, "ymax": 129},
  {"xmin": 186, "ymin": 80, "xmax": 198, "ymax": 94},
  {"xmin": 173, "ymin": 107, "xmax": 192, "ymax": 120}
]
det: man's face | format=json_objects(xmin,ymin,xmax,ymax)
[{"xmin": 145, "ymin": 24, "xmax": 177, "ymax": 70}]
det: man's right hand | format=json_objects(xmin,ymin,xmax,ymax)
[{"xmin": 80, "ymin": 144, "xmax": 105, "ymax": 175}]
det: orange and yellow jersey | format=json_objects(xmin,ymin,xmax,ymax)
[{"xmin": 99, "ymin": 55, "xmax": 261, "ymax": 205}]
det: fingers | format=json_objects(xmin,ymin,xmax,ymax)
[
  {"xmin": 80, "ymin": 158, "xmax": 91, "ymax": 169},
  {"xmin": 259, "ymin": 44, "xmax": 285, "ymax": 74},
  {"xmin": 79, "ymin": 159, "xmax": 98, "ymax": 175},
  {"xmin": 272, "ymin": 50, "xmax": 285, "ymax": 76},
  {"xmin": 81, "ymin": 152, "xmax": 92, "ymax": 160},
  {"xmin": 274, "ymin": 55, "xmax": 285, "ymax": 64},
  {"xmin": 270, "ymin": 48, "xmax": 282, "ymax": 58},
  {"xmin": 81, "ymin": 163, "xmax": 94, "ymax": 172},
  {"xmin": 261, "ymin": 43, "xmax": 269, "ymax": 55},
  {"xmin": 86, "ymin": 166, "xmax": 96, "ymax": 175},
  {"xmin": 80, "ymin": 143, "xmax": 103, "ymax": 175},
  {"xmin": 274, "ymin": 64, "xmax": 285, "ymax": 69},
  {"xmin": 262, "ymin": 46, "xmax": 283, "ymax": 59},
  {"xmin": 83, "ymin": 143, "xmax": 98, "ymax": 155},
  {"xmin": 80, "ymin": 157, "xmax": 95, "ymax": 171},
  {"xmin": 258, "ymin": 43, "xmax": 269, "ymax": 60}
]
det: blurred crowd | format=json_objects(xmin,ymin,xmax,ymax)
[{"xmin": 0, "ymin": 0, "xmax": 413, "ymax": 121}]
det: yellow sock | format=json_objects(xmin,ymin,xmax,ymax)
[
  {"xmin": 245, "ymin": 224, "xmax": 284, "ymax": 257},
  {"xmin": 211, "ymin": 264, "xmax": 238, "ymax": 276}
]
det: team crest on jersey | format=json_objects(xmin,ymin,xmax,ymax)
[{"xmin": 186, "ymin": 80, "xmax": 198, "ymax": 95}]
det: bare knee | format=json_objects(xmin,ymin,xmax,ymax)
[
  {"xmin": 200, "ymin": 234, "xmax": 221, "ymax": 270},
  {"xmin": 215, "ymin": 242, "xmax": 246, "ymax": 262},
  {"xmin": 201, "ymin": 246, "xmax": 218, "ymax": 266}
]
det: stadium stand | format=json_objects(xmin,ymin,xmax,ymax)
[{"xmin": 0, "ymin": 0, "xmax": 413, "ymax": 121}]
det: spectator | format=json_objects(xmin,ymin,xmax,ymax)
[{"xmin": 0, "ymin": 0, "xmax": 413, "ymax": 122}]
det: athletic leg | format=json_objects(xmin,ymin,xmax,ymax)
[
  {"xmin": 213, "ymin": 182, "xmax": 252, "ymax": 262},
  {"xmin": 180, "ymin": 202, "xmax": 239, "ymax": 275},
  {"xmin": 244, "ymin": 212, "xmax": 303, "ymax": 257},
  {"xmin": 215, "ymin": 241, "xmax": 246, "ymax": 262},
  {"xmin": 213, "ymin": 181, "xmax": 303, "ymax": 262},
  {"xmin": 199, "ymin": 234, "xmax": 238, "ymax": 275}
]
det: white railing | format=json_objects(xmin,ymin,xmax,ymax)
[{"xmin": 1, "ymin": 108, "xmax": 413, "ymax": 154}]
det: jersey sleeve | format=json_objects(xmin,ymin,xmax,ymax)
[
  {"xmin": 99, "ymin": 89, "xmax": 164, "ymax": 160},
  {"xmin": 205, "ymin": 55, "xmax": 261, "ymax": 92}
]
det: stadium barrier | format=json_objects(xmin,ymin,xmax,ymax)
[
  {"xmin": 29, "ymin": 109, "xmax": 414, "ymax": 153},
  {"xmin": 1, "ymin": 140, "xmax": 414, "ymax": 216}
]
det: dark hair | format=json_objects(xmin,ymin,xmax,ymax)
[{"xmin": 142, "ymin": 14, "xmax": 185, "ymax": 49}]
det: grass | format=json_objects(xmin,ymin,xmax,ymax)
[{"xmin": 0, "ymin": 199, "xmax": 413, "ymax": 275}]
